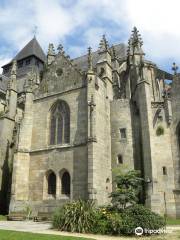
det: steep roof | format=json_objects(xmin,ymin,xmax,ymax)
[
  {"xmin": 14, "ymin": 37, "xmax": 46, "ymax": 62},
  {"xmin": 2, "ymin": 37, "xmax": 46, "ymax": 67},
  {"xmin": 0, "ymin": 74, "xmax": 8, "ymax": 93}
]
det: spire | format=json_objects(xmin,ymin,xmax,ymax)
[
  {"xmin": 8, "ymin": 60, "xmax": 17, "ymax": 91},
  {"xmin": 12, "ymin": 38, "xmax": 45, "ymax": 63},
  {"xmin": 47, "ymin": 43, "xmax": 55, "ymax": 65},
  {"xmin": 127, "ymin": 27, "xmax": 144, "ymax": 56},
  {"xmin": 11, "ymin": 60, "xmax": 17, "ymax": 76},
  {"xmin": 5, "ymin": 60, "xmax": 17, "ymax": 116},
  {"xmin": 57, "ymin": 44, "xmax": 65, "ymax": 54},
  {"xmin": 87, "ymin": 47, "xmax": 93, "ymax": 72},
  {"xmin": 98, "ymin": 35, "xmax": 109, "ymax": 53},
  {"xmin": 111, "ymin": 45, "xmax": 116, "ymax": 59}
]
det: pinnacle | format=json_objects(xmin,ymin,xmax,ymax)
[
  {"xmin": 99, "ymin": 34, "xmax": 109, "ymax": 52},
  {"xmin": 48, "ymin": 43, "xmax": 55, "ymax": 55},
  {"xmin": 87, "ymin": 46, "xmax": 93, "ymax": 71},
  {"xmin": 111, "ymin": 45, "xmax": 116, "ymax": 59},
  {"xmin": 130, "ymin": 26, "xmax": 143, "ymax": 47},
  {"xmin": 127, "ymin": 27, "xmax": 144, "ymax": 55},
  {"xmin": 57, "ymin": 44, "xmax": 65, "ymax": 54},
  {"xmin": 11, "ymin": 60, "xmax": 17, "ymax": 75}
]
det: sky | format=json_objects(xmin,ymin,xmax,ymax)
[{"xmin": 0, "ymin": 0, "xmax": 179, "ymax": 73}]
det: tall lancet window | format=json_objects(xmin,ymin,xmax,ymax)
[{"xmin": 50, "ymin": 100, "xmax": 70, "ymax": 145}]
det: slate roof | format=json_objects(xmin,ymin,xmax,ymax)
[
  {"xmin": 0, "ymin": 74, "xmax": 8, "ymax": 93},
  {"xmin": 0, "ymin": 74, "xmax": 26, "ymax": 94},
  {"xmin": 73, "ymin": 43, "xmax": 127, "ymax": 72},
  {"xmin": 0, "ymin": 41, "xmax": 172, "ymax": 94},
  {"xmin": 14, "ymin": 37, "xmax": 46, "ymax": 62},
  {"xmin": 2, "ymin": 37, "xmax": 46, "ymax": 67}
]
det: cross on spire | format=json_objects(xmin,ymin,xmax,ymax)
[{"xmin": 33, "ymin": 26, "xmax": 38, "ymax": 38}]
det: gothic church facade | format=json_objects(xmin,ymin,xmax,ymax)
[{"xmin": 0, "ymin": 28, "xmax": 180, "ymax": 217}]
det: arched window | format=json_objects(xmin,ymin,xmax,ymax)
[
  {"xmin": 117, "ymin": 154, "xmax": 123, "ymax": 164},
  {"xmin": 50, "ymin": 100, "xmax": 70, "ymax": 145},
  {"xmin": 61, "ymin": 171, "xmax": 70, "ymax": 196},
  {"xmin": 48, "ymin": 171, "xmax": 56, "ymax": 195}
]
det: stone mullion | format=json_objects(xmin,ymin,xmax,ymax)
[
  {"xmin": 62, "ymin": 116, "xmax": 65, "ymax": 144},
  {"xmin": 55, "ymin": 117, "xmax": 58, "ymax": 144}
]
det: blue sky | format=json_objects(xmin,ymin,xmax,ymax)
[{"xmin": 0, "ymin": 0, "xmax": 179, "ymax": 73}]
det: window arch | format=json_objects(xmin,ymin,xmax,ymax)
[
  {"xmin": 47, "ymin": 171, "xmax": 56, "ymax": 195},
  {"xmin": 117, "ymin": 154, "xmax": 123, "ymax": 164},
  {"xmin": 50, "ymin": 100, "xmax": 70, "ymax": 145},
  {"xmin": 61, "ymin": 171, "xmax": 70, "ymax": 196}
]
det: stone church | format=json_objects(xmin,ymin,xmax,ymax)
[{"xmin": 0, "ymin": 27, "xmax": 180, "ymax": 218}]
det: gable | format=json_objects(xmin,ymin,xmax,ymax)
[{"xmin": 38, "ymin": 54, "xmax": 85, "ymax": 95}]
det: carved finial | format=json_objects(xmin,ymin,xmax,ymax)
[
  {"xmin": 11, "ymin": 60, "xmax": 17, "ymax": 75},
  {"xmin": 99, "ymin": 34, "xmax": 109, "ymax": 53},
  {"xmin": 127, "ymin": 27, "xmax": 144, "ymax": 56},
  {"xmin": 88, "ymin": 47, "xmax": 93, "ymax": 71},
  {"xmin": 111, "ymin": 45, "xmax": 116, "ymax": 59},
  {"xmin": 57, "ymin": 44, "xmax": 65, "ymax": 54},
  {"xmin": 172, "ymin": 62, "xmax": 178, "ymax": 75},
  {"xmin": 48, "ymin": 43, "xmax": 55, "ymax": 55}
]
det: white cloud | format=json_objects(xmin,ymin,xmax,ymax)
[
  {"xmin": 125, "ymin": 0, "xmax": 180, "ymax": 68},
  {"xmin": 0, "ymin": 0, "xmax": 179, "ymax": 71}
]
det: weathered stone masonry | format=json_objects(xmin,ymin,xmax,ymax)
[{"xmin": 0, "ymin": 28, "xmax": 180, "ymax": 217}]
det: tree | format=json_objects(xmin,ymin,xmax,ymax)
[{"xmin": 110, "ymin": 170, "xmax": 143, "ymax": 210}]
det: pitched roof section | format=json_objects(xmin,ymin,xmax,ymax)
[
  {"xmin": 13, "ymin": 37, "xmax": 46, "ymax": 63},
  {"xmin": 0, "ymin": 74, "xmax": 8, "ymax": 93},
  {"xmin": 73, "ymin": 43, "xmax": 127, "ymax": 72},
  {"xmin": 0, "ymin": 73, "xmax": 29, "ymax": 93}
]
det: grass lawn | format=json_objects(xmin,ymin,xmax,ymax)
[
  {"xmin": 0, "ymin": 215, "xmax": 7, "ymax": 221},
  {"xmin": 0, "ymin": 230, "xmax": 93, "ymax": 240},
  {"xmin": 167, "ymin": 218, "xmax": 180, "ymax": 225}
]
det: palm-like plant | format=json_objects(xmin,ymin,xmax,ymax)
[
  {"xmin": 110, "ymin": 170, "xmax": 143, "ymax": 210},
  {"xmin": 53, "ymin": 199, "xmax": 96, "ymax": 233}
]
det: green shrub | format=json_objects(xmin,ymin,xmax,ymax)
[
  {"xmin": 53, "ymin": 201, "xmax": 165, "ymax": 236},
  {"xmin": 120, "ymin": 204, "xmax": 165, "ymax": 235},
  {"xmin": 52, "ymin": 200, "xmax": 95, "ymax": 233},
  {"xmin": 92, "ymin": 207, "xmax": 122, "ymax": 235}
]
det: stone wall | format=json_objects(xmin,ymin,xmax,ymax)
[
  {"xmin": 171, "ymin": 74, "xmax": 180, "ymax": 217},
  {"xmin": 11, "ymin": 86, "xmax": 88, "ymax": 212},
  {"xmin": 110, "ymin": 99, "xmax": 134, "ymax": 172},
  {"xmin": 90, "ymin": 78, "xmax": 112, "ymax": 205}
]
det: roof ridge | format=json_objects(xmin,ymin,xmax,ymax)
[{"xmin": 72, "ymin": 43, "xmax": 126, "ymax": 61}]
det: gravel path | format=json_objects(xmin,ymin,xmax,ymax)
[{"xmin": 0, "ymin": 221, "xmax": 180, "ymax": 240}]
